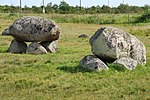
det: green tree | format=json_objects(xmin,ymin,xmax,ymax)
[
  {"xmin": 32, "ymin": 6, "xmax": 42, "ymax": 13},
  {"xmin": 135, "ymin": 10, "xmax": 150, "ymax": 23},
  {"xmin": 96, "ymin": 5, "xmax": 101, "ymax": 13},
  {"xmin": 117, "ymin": 4, "xmax": 130, "ymax": 13},
  {"xmin": 23, "ymin": 5, "xmax": 32, "ymax": 13},
  {"xmin": 88, "ymin": 6, "xmax": 98, "ymax": 14},
  {"xmin": 47, "ymin": 2, "xmax": 52, "ymax": 7},
  {"xmin": 101, "ymin": 5, "xmax": 111, "ymax": 13},
  {"xmin": 59, "ymin": 1, "xmax": 70, "ymax": 14},
  {"xmin": 46, "ymin": 2, "xmax": 54, "ymax": 13},
  {"xmin": 130, "ymin": 6, "xmax": 144, "ymax": 13},
  {"xmin": 143, "ymin": 4, "xmax": 150, "ymax": 13}
]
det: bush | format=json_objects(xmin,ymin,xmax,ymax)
[{"xmin": 135, "ymin": 11, "xmax": 150, "ymax": 23}]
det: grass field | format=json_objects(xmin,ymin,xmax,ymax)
[
  {"xmin": 0, "ymin": 13, "xmax": 142, "ymax": 24},
  {"xmin": 0, "ymin": 14, "xmax": 150, "ymax": 99}
]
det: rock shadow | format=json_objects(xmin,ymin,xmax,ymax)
[
  {"xmin": 57, "ymin": 64, "xmax": 127, "ymax": 73},
  {"xmin": 108, "ymin": 64, "xmax": 126, "ymax": 72},
  {"xmin": 57, "ymin": 65, "xmax": 93, "ymax": 73}
]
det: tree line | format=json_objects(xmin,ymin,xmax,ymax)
[{"xmin": 0, "ymin": 1, "xmax": 150, "ymax": 14}]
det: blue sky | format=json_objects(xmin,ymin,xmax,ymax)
[{"xmin": 0, "ymin": 0, "xmax": 149, "ymax": 7}]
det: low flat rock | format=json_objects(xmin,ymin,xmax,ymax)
[
  {"xmin": 113, "ymin": 57, "xmax": 138, "ymax": 70},
  {"xmin": 80, "ymin": 55, "xmax": 109, "ymax": 71},
  {"xmin": 9, "ymin": 16, "xmax": 60, "ymax": 42}
]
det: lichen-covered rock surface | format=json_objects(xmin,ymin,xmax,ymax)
[
  {"xmin": 113, "ymin": 57, "xmax": 138, "ymax": 70},
  {"xmin": 90, "ymin": 26, "xmax": 146, "ymax": 65},
  {"xmin": 80, "ymin": 55, "xmax": 109, "ymax": 71},
  {"xmin": 9, "ymin": 16, "xmax": 60, "ymax": 42}
]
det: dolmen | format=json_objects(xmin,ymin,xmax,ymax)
[
  {"xmin": 7, "ymin": 16, "xmax": 60, "ymax": 54},
  {"xmin": 80, "ymin": 26, "xmax": 146, "ymax": 71}
]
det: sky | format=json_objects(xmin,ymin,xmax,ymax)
[{"xmin": 0, "ymin": 0, "xmax": 150, "ymax": 7}]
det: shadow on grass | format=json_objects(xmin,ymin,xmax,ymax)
[
  {"xmin": 57, "ymin": 64, "xmax": 127, "ymax": 73},
  {"xmin": 57, "ymin": 65, "xmax": 93, "ymax": 73},
  {"xmin": 0, "ymin": 51, "xmax": 7, "ymax": 53},
  {"xmin": 108, "ymin": 64, "xmax": 126, "ymax": 72}
]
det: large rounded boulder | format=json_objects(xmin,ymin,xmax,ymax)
[
  {"xmin": 9, "ymin": 16, "xmax": 60, "ymax": 42},
  {"xmin": 90, "ymin": 26, "xmax": 146, "ymax": 65}
]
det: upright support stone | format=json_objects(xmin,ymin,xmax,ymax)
[
  {"xmin": 40, "ymin": 41, "xmax": 58, "ymax": 53},
  {"xmin": 7, "ymin": 39, "xmax": 27, "ymax": 53},
  {"xmin": 26, "ymin": 42, "xmax": 47, "ymax": 54}
]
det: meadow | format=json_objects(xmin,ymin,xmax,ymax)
[{"xmin": 0, "ymin": 13, "xmax": 150, "ymax": 99}]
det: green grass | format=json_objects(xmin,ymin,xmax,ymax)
[
  {"xmin": 0, "ymin": 13, "xmax": 142, "ymax": 25},
  {"xmin": 0, "ymin": 14, "xmax": 150, "ymax": 99}
]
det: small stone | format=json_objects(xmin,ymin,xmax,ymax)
[
  {"xmin": 26, "ymin": 42, "xmax": 47, "ymax": 54},
  {"xmin": 113, "ymin": 57, "xmax": 138, "ymax": 70},
  {"xmin": 80, "ymin": 55, "xmax": 109, "ymax": 71},
  {"xmin": 2, "ymin": 28, "xmax": 10, "ymax": 35},
  {"xmin": 78, "ymin": 34, "xmax": 90, "ymax": 38}
]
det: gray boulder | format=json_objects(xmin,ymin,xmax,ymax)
[
  {"xmin": 113, "ymin": 57, "xmax": 138, "ymax": 70},
  {"xmin": 9, "ymin": 16, "xmax": 60, "ymax": 42},
  {"xmin": 2, "ymin": 28, "xmax": 10, "ymax": 35},
  {"xmin": 40, "ymin": 41, "xmax": 57, "ymax": 53},
  {"xmin": 90, "ymin": 26, "xmax": 146, "ymax": 65},
  {"xmin": 26, "ymin": 42, "xmax": 47, "ymax": 54},
  {"xmin": 7, "ymin": 39, "xmax": 27, "ymax": 53},
  {"xmin": 80, "ymin": 55, "xmax": 109, "ymax": 71}
]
